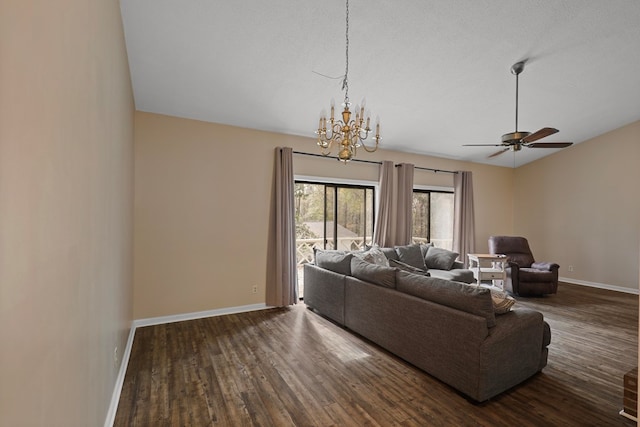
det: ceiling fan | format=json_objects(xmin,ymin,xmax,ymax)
[{"xmin": 464, "ymin": 61, "xmax": 573, "ymax": 158}]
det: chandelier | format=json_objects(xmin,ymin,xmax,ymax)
[{"xmin": 315, "ymin": 0, "xmax": 380, "ymax": 163}]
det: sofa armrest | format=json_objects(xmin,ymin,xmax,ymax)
[
  {"xmin": 531, "ymin": 262, "xmax": 559, "ymax": 271},
  {"xmin": 485, "ymin": 308, "xmax": 545, "ymax": 345},
  {"xmin": 478, "ymin": 308, "xmax": 548, "ymax": 400},
  {"xmin": 303, "ymin": 264, "xmax": 346, "ymax": 325}
]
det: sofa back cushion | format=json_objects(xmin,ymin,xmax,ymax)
[
  {"xmin": 351, "ymin": 256, "xmax": 397, "ymax": 288},
  {"xmin": 396, "ymin": 271, "xmax": 496, "ymax": 328},
  {"xmin": 314, "ymin": 249, "xmax": 353, "ymax": 275}
]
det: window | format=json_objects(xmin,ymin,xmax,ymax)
[
  {"xmin": 295, "ymin": 181, "xmax": 375, "ymax": 297},
  {"xmin": 412, "ymin": 189, "xmax": 454, "ymax": 250},
  {"xmin": 295, "ymin": 181, "xmax": 375, "ymax": 251}
]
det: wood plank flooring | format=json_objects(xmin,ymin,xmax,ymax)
[{"xmin": 114, "ymin": 283, "xmax": 638, "ymax": 426}]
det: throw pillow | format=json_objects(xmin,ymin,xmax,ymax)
[
  {"xmin": 380, "ymin": 247, "xmax": 399, "ymax": 261},
  {"xmin": 350, "ymin": 256, "xmax": 397, "ymax": 288},
  {"xmin": 394, "ymin": 244, "xmax": 427, "ymax": 270},
  {"xmin": 354, "ymin": 247, "xmax": 390, "ymax": 267},
  {"xmin": 489, "ymin": 288, "xmax": 516, "ymax": 314},
  {"xmin": 314, "ymin": 248, "xmax": 353, "ymax": 275},
  {"xmin": 419, "ymin": 242, "xmax": 434, "ymax": 259},
  {"xmin": 424, "ymin": 246, "xmax": 459, "ymax": 270},
  {"xmin": 389, "ymin": 259, "xmax": 430, "ymax": 276}
]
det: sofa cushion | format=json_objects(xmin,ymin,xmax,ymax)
[
  {"xmin": 395, "ymin": 244, "xmax": 427, "ymax": 270},
  {"xmin": 354, "ymin": 247, "xmax": 390, "ymax": 267},
  {"xmin": 351, "ymin": 256, "xmax": 397, "ymax": 288},
  {"xmin": 389, "ymin": 259, "xmax": 430, "ymax": 276},
  {"xmin": 396, "ymin": 271, "xmax": 496, "ymax": 328},
  {"xmin": 425, "ymin": 246, "xmax": 459, "ymax": 270},
  {"xmin": 314, "ymin": 249, "xmax": 353, "ymax": 275},
  {"xmin": 428, "ymin": 268, "xmax": 474, "ymax": 284}
]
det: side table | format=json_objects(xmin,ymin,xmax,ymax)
[{"xmin": 467, "ymin": 253, "xmax": 507, "ymax": 288}]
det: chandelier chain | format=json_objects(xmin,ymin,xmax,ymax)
[{"xmin": 342, "ymin": 0, "xmax": 349, "ymax": 103}]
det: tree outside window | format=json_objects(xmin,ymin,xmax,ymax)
[{"xmin": 412, "ymin": 190, "xmax": 454, "ymax": 250}]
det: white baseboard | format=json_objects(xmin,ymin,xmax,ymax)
[
  {"xmin": 559, "ymin": 277, "xmax": 639, "ymax": 295},
  {"xmin": 103, "ymin": 302, "xmax": 272, "ymax": 426},
  {"xmin": 103, "ymin": 324, "xmax": 136, "ymax": 427},
  {"xmin": 619, "ymin": 409, "xmax": 638, "ymax": 422},
  {"xmin": 133, "ymin": 303, "xmax": 270, "ymax": 328}
]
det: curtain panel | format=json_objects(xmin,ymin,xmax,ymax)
[
  {"xmin": 395, "ymin": 163, "xmax": 414, "ymax": 246},
  {"xmin": 267, "ymin": 147, "xmax": 298, "ymax": 306},
  {"xmin": 373, "ymin": 160, "xmax": 394, "ymax": 247},
  {"xmin": 453, "ymin": 171, "xmax": 476, "ymax": 268}
]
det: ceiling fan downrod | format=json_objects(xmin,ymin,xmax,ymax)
[{"xmin": 511, "ymin": 61, "xmax": 525, "ymax": 132}]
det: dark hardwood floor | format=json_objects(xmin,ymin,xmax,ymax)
[{"xmin": 115, "ymin": 283, "xmax": 638, "ymax": 426}]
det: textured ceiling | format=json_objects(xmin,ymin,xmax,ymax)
[{"xmin": 120, "ymin": 0, "xmax": 640, "ymax": 167}]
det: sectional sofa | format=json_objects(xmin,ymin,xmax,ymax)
[{"xmin": 304, "ymin": 244, "xmax": 551, "ymax": 402}]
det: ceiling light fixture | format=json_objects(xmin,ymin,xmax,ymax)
[{"xmin": 315, "ymin": 0, "xmax": 380, "ymax": 163}]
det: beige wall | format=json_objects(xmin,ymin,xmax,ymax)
[
  {"xmin": 0, "ymin": 1, "xmax": 134, "ymax": 426},
  {"xmin": 134, "ymin": 111, "xmax": 514, "ymax": 318},
  {"xmin": 514, "ymin": 120, "xmax": 640, "ymax": 291}
]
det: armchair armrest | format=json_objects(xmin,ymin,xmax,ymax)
[
  {"xmin": 531, "ymin": 262, "xmax": 559, "ymax": 271},
  {"xmin": 507, "ymin": 261, "xmax": 521, "ymax": 270}
]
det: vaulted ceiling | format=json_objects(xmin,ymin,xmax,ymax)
[{"xmin": 120, "ymin": 0, "xmax": 640, "ymax": 167}]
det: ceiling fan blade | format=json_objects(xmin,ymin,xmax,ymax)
[
  {"xmin": 521, "ymin": 127, "xmax": 558, "ymax": 143},
  {"xmin": 488, "ymin": 148, "xmax": 510, "ymax": 158},
  {"xmin": 527, "ymin": 142, "xmax": 573, "ymax": 148},
  {"xmin": 462, "ymin": 144, "xmax": 506, "ymax": 147}
]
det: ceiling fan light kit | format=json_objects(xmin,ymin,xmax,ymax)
[{"xmin": 464, "ymin": 60, "xmax": 573, "ymax": 159}]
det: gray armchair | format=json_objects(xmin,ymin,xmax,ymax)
[{"xmin": 488, "ymin": 236, "xmax": 559, "ymax": 296}]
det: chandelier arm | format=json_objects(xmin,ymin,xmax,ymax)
[
  {"xmin": 325, "ymin": 121, "xmax": 342, "ymax": 139},
  {"xmin": 360, "ymin": 139, "xmax": 380, "ymax": 153},
  {"xmin": 354, "ymin": 127, "xmax": 369, "ymax": 140},
  {"xmin": 317, "ymin": 137, "xmax": 334, "ymax": 154},
  {"xmin": 317, "ymin": 123, "xmax": 342, "ymax": 150}
]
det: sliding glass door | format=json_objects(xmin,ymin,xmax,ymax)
[{"xmin": 294, "ymin": 181, "xmax": 375, "ymax": 297}]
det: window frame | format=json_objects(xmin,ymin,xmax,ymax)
[
  {"xmin": 295, "ymin": 178, "xmax": 376, "ymax": 250},
  {"xmin": 412, "ymin": 185, "xmax": 454, "ymax": 246}
]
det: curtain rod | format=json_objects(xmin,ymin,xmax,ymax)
[
  {"xmin": 292, "ymin": 151, "xmax": 457, "ymax": 173},
  {"xmin": 395, "ymin": 164, "xmax": 458, "ymax": 174},
  {"xmin": 292, "ymin": 150, "xmax": 382, "ymax": 165}
]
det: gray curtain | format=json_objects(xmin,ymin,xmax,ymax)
[
  {"xmin": 373, "ymin": 160, "xmax": 394, "ymax": 247},
  {"xmin": 453, "ymin": 171, "xmax": 475, "ymax": 268},
  {"xmin": 395, "ymin": 163, "xmax": 414, "ymax": 246},
  {"xmin": 268, "ymin": 147, "xmax": 298, "ymax": 306}
]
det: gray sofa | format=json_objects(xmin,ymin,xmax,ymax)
[{"xmin": 304, "ymin": 248, "xmax": 551, "ymax": 402}]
